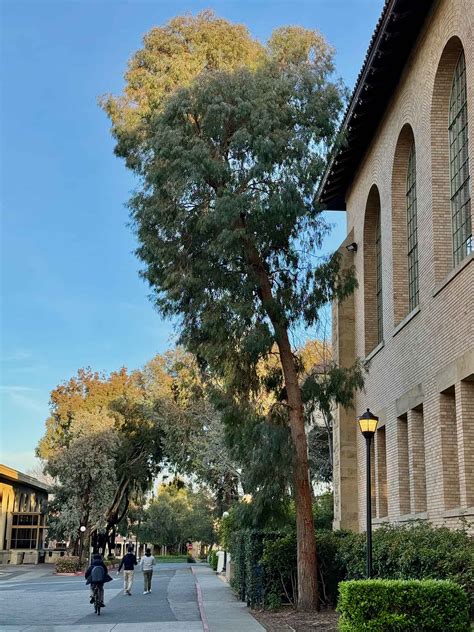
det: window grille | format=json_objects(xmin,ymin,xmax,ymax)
[
  {"xmin": 376, "ymin": 213, "xmax": 383, "ymax": 343},
  {"xmin": 449, "ymin": 51, "xmax": 472, "ymax": 265},
  {"xmin": 406, "ymin": 143, "xmax": 419, "ymax": 310}
]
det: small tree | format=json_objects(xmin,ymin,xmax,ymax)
[
  {"xmin": 116, "ymin": 38, "xmax": 358, "ymax": 605},
  {"xmin": 46, "ymin": 431, "xmax": 117, "ymax": 563}
]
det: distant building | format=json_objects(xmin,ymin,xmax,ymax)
[
  {"xmin": 320, "ymin": 0, "xmax": 474, "ymax": 531},
  {"xmin": 0, "ymin": 464, "xmax": 49, "ymax": 564}
]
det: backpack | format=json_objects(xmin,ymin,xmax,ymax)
[{"xmin": 91, "ymin": 564, "xmax": 106, "ymax": 583}]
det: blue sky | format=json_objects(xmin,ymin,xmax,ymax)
[{"xmin": 0, "ymin": 0, "xmax": 384, "ymax": 471}]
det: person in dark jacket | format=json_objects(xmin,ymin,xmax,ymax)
[
  {"xmin": 85, "ymin": 553, "xmax": 113, "ymax": 606},
  {"xmin": 117, "ymin": 546, "xmax": 138, "ymax": 595}
]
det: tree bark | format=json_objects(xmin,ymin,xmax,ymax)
[{"xmin": 240, "ymin": 223, "xmax": 319, "ymax": 610}]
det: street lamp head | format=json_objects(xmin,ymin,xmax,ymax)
[
  {"xmin": 79, "ymin": 525, "xmax": 86, "ymax": 533},
  {"xmin": 222, "ymin": 511, "xmax": 230, "ymax": 519},
  {"xmin": 358, "ymin": 408, "xmax": 379, "ymax": 438}
]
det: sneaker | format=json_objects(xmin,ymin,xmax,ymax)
[
  {"xmin": 127, "ymin": 590, "xmax": 132, "ymax": 596},
  {"xmin": 148, "ymin": 590, "xmax": 152, "ymax": 594},
  {"xmin": 143, "ymin": 591, "xmax": 148, "ymax": 594}
]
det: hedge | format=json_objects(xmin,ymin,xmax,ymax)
[
  {"xmin": 337, "ymin": 579, "xmax": 470, "ymax": 632},
  {"xmin": 230, "ymin": 522, "xmax": 473, "ymax": 610}
]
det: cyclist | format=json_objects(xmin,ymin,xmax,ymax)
[{"xmin": 85, "ymin": 553, "xmax": 112, "ymax": 607}]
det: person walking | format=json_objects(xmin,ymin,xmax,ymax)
[
  {"xmin": 118, "ymin": 546, "xmax": 138, "ymax": 595},
  {"xmin": 139, "ymin": 548, "xmax": 156, "ymax": 594}
]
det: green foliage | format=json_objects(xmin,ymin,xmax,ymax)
[
  {"xmin": 55, "ymin": 556, "xmax": 83, "ymax": 573},
  {"xmin": 337, "ymin": 579, "xmax": 470, "ymax": 632},
  {"xmin": 209, "ymin": 550, "xmax": 219, "ymax": 571},
  {"xmin": 337, "ymin": 522, "xmax": 474, "ymax": 600},
  {"xmin": 101, "ymin": 10, "xmax": 264, "ymax": 172},
  {"xmin": 237, "ymin": 522, "xmax": 474, "ymax": 610},
  {"xmin": 137, "ymin": 483, "xmax": 215, "ymax": 548},
  {"xmin": 229, "ymin": 531, "xmax": 246, "ymax": 599},
  {"xmin": 261, "ymin": 532, "xmax": 297, "ymax": 608},
  {"xmin": 313, "ymin": 492, "xmax": 334, "ymax": 531},
  {"xmin": 46, "ymin": 431, "xmax": 118, "ymax": 541},
  {"xmin": 228, "ymin": 529, "xmax": 280, "ymax": 606}
]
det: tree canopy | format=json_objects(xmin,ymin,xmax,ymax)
[{"xmin": 100, "ymin": 15, "xmax": 365, "ymax": 608}]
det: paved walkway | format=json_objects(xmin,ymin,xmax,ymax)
[{"xmin": 0, "ymin": 563, "xmax": 265, "ymax": 632}]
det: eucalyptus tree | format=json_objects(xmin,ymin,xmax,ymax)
[{"xmin": 106, "ymin": 31, "xmax": 355, "ymax": 605}]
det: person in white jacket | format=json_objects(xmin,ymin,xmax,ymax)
[{"xmin": 139, "ymin": 548, "xmax": 156, "ymax": 594}]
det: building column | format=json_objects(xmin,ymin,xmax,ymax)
[
  {"xmin": 439, "ymin": 389, "xmax": 461, "ymax": 510},
  {"xmin": 455, "ymin": 380, "xmax": 474, "ymax": 508},
  {"xmin": 332, "ymin": 234, "xmax": 358, "ymax": 531},
  {"xmin": 0, "ymin": 486, "xmax": 8, "ymax": 551},
  {"xmin": 375, "ymin": 426, "xmax": 388, "ymax": 518},
  {"xmin": 407, "ymin": 408, "xmax": 427, "ymax": 513}
]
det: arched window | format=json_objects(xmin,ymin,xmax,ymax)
[
  {"xmin": 406, "ymin": 142, "xmax": 419, "ymax": 310},
  {"xmin": 449, "ymin": 51, "xmax": 472, "ymax": 265},
  {"xmin": 432, "ymin": 38, "xmax": 472, "ymax": 280},
  {"xmin": 392, "ymin": 125, "xmax": 418, "ymax": 323},
  {"xmin": 363, "ymin": 185, "xmax": 383, "ymax": 354}
]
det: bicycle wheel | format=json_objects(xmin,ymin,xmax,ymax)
[{"xmin": 93, "ymin": 586, "xmax": 101, "ymax": 616}]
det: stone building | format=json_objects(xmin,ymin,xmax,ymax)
[
  {"xmin": 319, "ymin": 0, "xmax": 473, "ymax": 531},
  {"xmin": 0, "ymin": 464, "xmax": 49, "ymax": 564}
]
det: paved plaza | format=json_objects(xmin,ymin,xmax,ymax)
[{"xmin": 0, "ymin": 563, "xmax": 264, "ymax": 632}]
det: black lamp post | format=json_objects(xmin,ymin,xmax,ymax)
[{"xmin": 357, "ymin": 408, "xmax": 379, "ymax": 578}]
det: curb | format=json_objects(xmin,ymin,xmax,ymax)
[{"xmin": 191, "ymin": 566, "xmax": 210, "ymax": 632}]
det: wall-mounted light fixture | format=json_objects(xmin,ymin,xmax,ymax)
[{"xmin": 346, "ymin": 242, "xmax": 358, "ymax": 253}]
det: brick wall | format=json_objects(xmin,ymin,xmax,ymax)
[{"xmin": 334, "ymin": 0, "xmax": 474, "ymax": 532}]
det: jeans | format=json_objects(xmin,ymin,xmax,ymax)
[
  {"xmin": 123, "ymin": 570, "xmax": 134, "ymax": 593},
  {"xmin": 143, "ymin": 570, "xmax": 153, "ymax": 592}
]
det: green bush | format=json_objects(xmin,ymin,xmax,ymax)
[
  {"xmin": 55, "ymin": 556, "xmax": 82, "ymax": 573},
  {"xmin": 261, "ymin": 522, "xmax": 473, "ymax": 609},
  {"xmin": 337, "ymin": 579, "xmax": 470, "ymax": 632},
  {"xmin": 229, "ymin": 522, "xmax": 473, "ymax": 611},
  {"xmin": 229, "ymin": 531, "xmax": 246, "ymax": 599},
  {"xmin": 261, "ymin": 532, "xmax": 297, "ymax": 607},
  {"xmin": 338, "ymin": 522, "xmax": 474, "ymax": 603},
  {"xmin": 261, "ymin": 529, "xmax": 344, "ymax": 608},
  {"xmin": 208, "ymin": 550, "xmax": 219, "ymax": 571}
]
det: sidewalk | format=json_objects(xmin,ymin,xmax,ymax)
[
  {"xmin": 192, "ymin": 565, "xmax": 265, "ymax": 632},
  {"xmin": 0, "ymin": 563, "xmax": 265, "ymax": 632}
]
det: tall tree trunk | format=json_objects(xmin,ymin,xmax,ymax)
[
  {"xmin": 276, "ymin": 329, "xmax": 319, "ymax": 611},
  {"xmin": 240, "ymin": 225, "xmax": 319, "ymax": 610}
]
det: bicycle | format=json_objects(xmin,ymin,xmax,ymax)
[{"xmin": 92, "ymin": 584, "xmax": 102, "ymax": 616}]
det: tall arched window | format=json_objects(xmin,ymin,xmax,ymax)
[
  {"xmin": 449, "ymin": 51, "xmax": 472, "ymax": 265},
  {"xmin": 392, "ymin": 125, "xmax": 418, "ymax": 323},
  {"xmin": 375, "ymin": 211, "xmax": 383, "ymax": 343},
  {"xmin": 363, "ymin": 185, "xmax": 383, "ymax": 354},
  {"xmin": 406, "ymin": 142, "xmax": 419, "ymax": 310}
]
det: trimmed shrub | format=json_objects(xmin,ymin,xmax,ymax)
[
  {"xmin": 338, "ymin": 522, "xmax": 474, "ymax": 603},
  {"xmin": 337, "ymin": 579, "xmax": 470, "ymax": 632},
  {"xmin": 55, "ymin": 556, "xmax": 82, "ymax": 573}
]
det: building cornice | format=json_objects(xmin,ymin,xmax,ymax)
[{"xmin": 318, "ymin": 0, "xmax": 436, "ymax": 210}]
